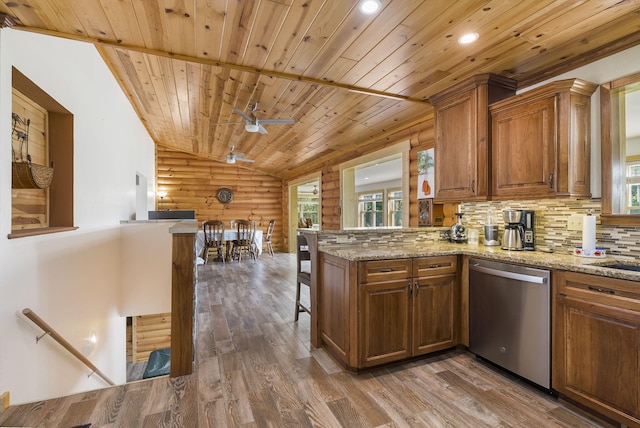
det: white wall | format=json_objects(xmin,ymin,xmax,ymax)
[
  {"xmin": 120, "ymin": 222, "xmax": 172, "ymax": 316},
  {"xmin": 0, "ymin": 29, "xmax": 156, "ymax": 404}
]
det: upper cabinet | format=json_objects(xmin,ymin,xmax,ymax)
[
  {"xmin": 490, "ymin": 79, "xmax": 597, "ymax": 200},
  {"xmin": 430, "ymin": 74, "xmax": 516, "ymax": 201}
]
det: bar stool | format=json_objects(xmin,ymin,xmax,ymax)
[{"xmin": 295, "ymin": 234, "xmax": 311, "ymax": 321}]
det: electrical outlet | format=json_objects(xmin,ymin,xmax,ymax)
[{"xmin": 567, "ymin": 215, "xmax": 583, "ymax": 231}]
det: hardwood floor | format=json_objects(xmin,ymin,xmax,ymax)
[{"xmin": 0, "ymin": 253, "xmax": 615, "ymax": 427}]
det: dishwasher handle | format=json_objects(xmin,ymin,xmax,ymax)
[{"xmin": 470, "ymin": 263, "xmax": 548, "ymax": 284}]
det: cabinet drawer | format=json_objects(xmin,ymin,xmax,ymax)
[
  {"xmin": 358, "ymin": 259, "xmax": 412, "ymax": 284},
  {"xmin": 555, "ymin": 270, "xmax": 640, "ymax": 311},
  {"xmin": 413, "ymin": 256, "xmax": 457, "ymax": 277}
]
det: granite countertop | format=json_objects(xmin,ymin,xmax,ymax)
[{"xmin": 320, "ymin": 242, "xmax": 640, "ymax": 282}]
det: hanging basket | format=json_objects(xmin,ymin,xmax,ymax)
[{"xmin": 12, "ymin": 161, "xmax": 54, "ymax": 189}]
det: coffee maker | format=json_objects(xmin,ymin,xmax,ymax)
[
  {"xmin": 502, "ymin": 210, "xmax": 524, "ymax": 250},
  {"xmin": 521, "ymin": 210, "xmax": 535, "ymax": 251}
]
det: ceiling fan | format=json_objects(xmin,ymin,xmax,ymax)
[
  {"xmin": 216, "ymin": 103, "xmax": 295, "ymax": 134},
  {"xmin": 226, "ymin": 146, "xmax": 254, "ymax": 164}
]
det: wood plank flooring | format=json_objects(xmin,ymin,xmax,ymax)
[{"xmin": 0, "ymin": 253, "xmax": 616, "ymax": 427}]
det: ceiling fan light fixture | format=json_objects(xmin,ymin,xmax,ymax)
[
  {"xmin": 358, "ymin": 0, "xmax": 381, "ymax": 15},
  {"xmin": 227, "ymin": 155, "xmax": 236, "ymax": 164},
  {"xmin": 245, "ymin": 122, "xmax": 260, "ymax": 133}
]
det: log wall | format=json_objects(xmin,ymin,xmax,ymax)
[
  {"xmin": 156, "ymin": 146, "xmax": 284, "ymax": 251},
  {"xmin": 284, "ymin": 115, "xmax": 441, "ymax": 245},
  {"xmin": 132, "ymin": 312, "xmax": 171, "ymax": 363},
  {"xmin": 11, "ymin": 88, "xmax": 49, "ymax": 230}
]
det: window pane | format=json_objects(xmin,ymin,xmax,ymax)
[{"xmin": 628, "ymin": 164, "xmax": 640, "ymax": 177}]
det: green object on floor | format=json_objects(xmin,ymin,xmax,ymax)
[{"xmin": 143, "ymin": 348, "xmax": 171, "ymax": 379}]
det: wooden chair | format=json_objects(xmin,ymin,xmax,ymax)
[
  {"xmin": 263, "ymin": 219, "xmax": 275, "ymax": 256},
  {"xmin": 231, "ymin": 220, "xmax": 256, "ymax": 262},
  {"xmin": 202, "ymin": 220, "xmax": 225, "ymax": 264},
  {"xmin": 295, "ymin": 234, "xmax": 311, "ymax": 321}
]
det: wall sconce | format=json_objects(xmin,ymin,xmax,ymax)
[
  {"xmin": 157, "ymin": 191, "xmax": 167, "ymax": 210},
  {"xmin": 82, "ymin": 330, "xmax": 97, "ymax": 356}
]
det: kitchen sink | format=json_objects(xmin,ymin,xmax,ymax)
[{"xmin": 597, "ymin": 263, "xmax": 640, "ymax": 272}]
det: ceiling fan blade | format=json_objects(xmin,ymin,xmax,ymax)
[
  {"xmin": 258, "ymin": 124, "xmax": 268, "ymax": 134},
  {"xmin": 236, "ymin": 157, "xmax": 255, "ymax": 163},
  {"xmin": 257, "ymin": 118, "xmax": 295, "ymax": 125},
  {"xmin": 232, "ymin": 107, "xmax": 253, "ymax": 122},
  {"xmin": 211, "ymin": 121, "xmax": 244, "ymax": 125}
]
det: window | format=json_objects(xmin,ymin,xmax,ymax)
[
  {"xmin": 358, "ymin": 191, "xmax": 383, "ymax": 227},
  {"xmin": 627, "ymin": 161, "xmax": 640, "ymax": 214},
  {"xmin": 298, "ymin": 195, "xmax": 319, "ymax": 226},
  {"xmin": 358, "ymin": 188, "xmax": 403, "ymax": 228},
  {"xmin": 388, "ymin": 189, "xmax": 403, "ymax": 227}
]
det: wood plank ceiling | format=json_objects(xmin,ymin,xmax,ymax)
[{"xmin": 2, "ymin": 0, "xmax": 640, "ymax": 179}]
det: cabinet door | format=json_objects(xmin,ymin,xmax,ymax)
[
  {"xmin": 412, "ymin": 274, "xmax": 457, "ymax": 355},
  {"xmin": 358, "ymin": 279, "xmax": 411, "ymax": 367},
  {"xmin": 555, "ymin": 294, "xmax": 640, "ymax": 425},
  {"xmin": 492, "ymin": 97, "xmax": 557, "ymax": 198},
  {"xmin": 434, "ymin": 90, "xmax": 480, "ymax": 200}
]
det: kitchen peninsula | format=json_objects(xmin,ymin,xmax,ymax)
[{"xmin": 301, "ymin": 228, "xmax": 640, "ymax": 427}]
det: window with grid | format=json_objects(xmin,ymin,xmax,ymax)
[
  {"xmin": 358, "ymin": 192, "xmax": 383, "ymax": 228},
  {"xmin": 627, "ymin": 162, "xmax": 640, "ymax": 214},
  {"xmin": 388, "ymin": 189, "xmax": 403, "ymax": 227},
  {"xmin": 298, "ymin": 196, "xmax": 319, "ymax": 226}
]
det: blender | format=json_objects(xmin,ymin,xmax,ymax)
[
  {"xmin": 501, "ymin": 209, "xmax": 524, "ymax": 250},
  {"xmin": 484, "ymin": 208, "xmax": 500, "ymax": 246},
  {"xmin": 448, "ymin": 212, "xmax": 468, "ymax": 243}
]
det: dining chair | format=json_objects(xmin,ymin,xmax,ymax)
[
  {"xmin": 263, "ymin": 219, "xmax": 275, "ymax": 256},
  {"xmin": 231, "ymin": 220, "xmax": 256, "ymax": 262},
  {"xmin": 202, "ymin": 220, "xmax": 226, "ymax": 264},
  {"xmin": 294, "ymin": 233, "xmax": 311, "ymax": 321}
]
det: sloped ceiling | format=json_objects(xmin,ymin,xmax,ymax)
[{"xmin": 2, "ymin": 0, "xmax": 640, "ymax": 178}]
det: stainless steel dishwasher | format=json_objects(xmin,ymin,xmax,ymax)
[{"xmin": 469, "ymin": 258, "xmax": 551, "ymax": 390}]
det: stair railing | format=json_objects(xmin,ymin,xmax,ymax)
[{"xmin": 21, "ymin": 308, "xmax": 115, "ymax": 386}]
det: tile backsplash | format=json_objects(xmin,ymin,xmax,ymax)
[{"xmin": 460, "ymin": 198, "xmax": 640, "ymax": 260}]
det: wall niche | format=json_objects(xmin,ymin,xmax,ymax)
[{"xmin": 9, "ymin": 67, "xmax": 75, "ymax": 238}]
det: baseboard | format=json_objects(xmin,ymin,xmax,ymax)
[{"xmin": 1, "ymin": 391, "xmax": 9, "ymax": 411}]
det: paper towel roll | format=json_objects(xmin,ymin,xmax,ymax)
[{"xmin": 582, "ymin": 215, "xmax": 596, "ymax": 253}]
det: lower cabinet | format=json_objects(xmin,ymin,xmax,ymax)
[
  {"xmin": 318, "ymin": 253, "xmax": 458, "ymax": 369},
  {"xmin": 554, "ymin": 270, "xmax": 640, "ymax": 426}
]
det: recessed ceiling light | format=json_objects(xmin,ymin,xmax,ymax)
[
  {"xmin": 359, "ymin": 0, "xmax": 381, "ymax": 15},
  {"xmin": 458, "ymin": 32, "xmax": 479, "ymax": 45}
]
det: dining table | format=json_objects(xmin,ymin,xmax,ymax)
[{"xmin": 196, "ymin": 228, "xmax": 263, "ymax": 261}]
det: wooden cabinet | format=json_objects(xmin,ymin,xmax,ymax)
[
  {"xmin": 356, "ymin": 256, "xmax": 458, "ymax": 368},
  {"xmin": 553, "ymin": 271, "xmax": 640, "ymax": 427},
  {"xmin": 412, "ymin": 256, "xmax": 458, "ymax": 356},
  {"xmin": 318, "ymin": 253, "xmax": 459, "ymax": 369},
  {"xmin": 490, "ymin": 79, "xmax": 597, "ymax": 199},
  {"xmin": 430, "ymin": 74, "xmax": 516, "ymax": 201}
]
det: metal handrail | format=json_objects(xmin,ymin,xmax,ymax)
[{"xmin": 21, "ymin": 308, "xmax": 115, "ymax": 386}]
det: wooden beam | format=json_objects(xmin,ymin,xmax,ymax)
[{"xmin": 12, "ymin": 25, "xmax": 429, "ymax": 105}]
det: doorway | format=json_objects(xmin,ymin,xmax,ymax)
[{"xmin": 288, "ymin": 173, "xmax": 321, "ymax": 252}]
